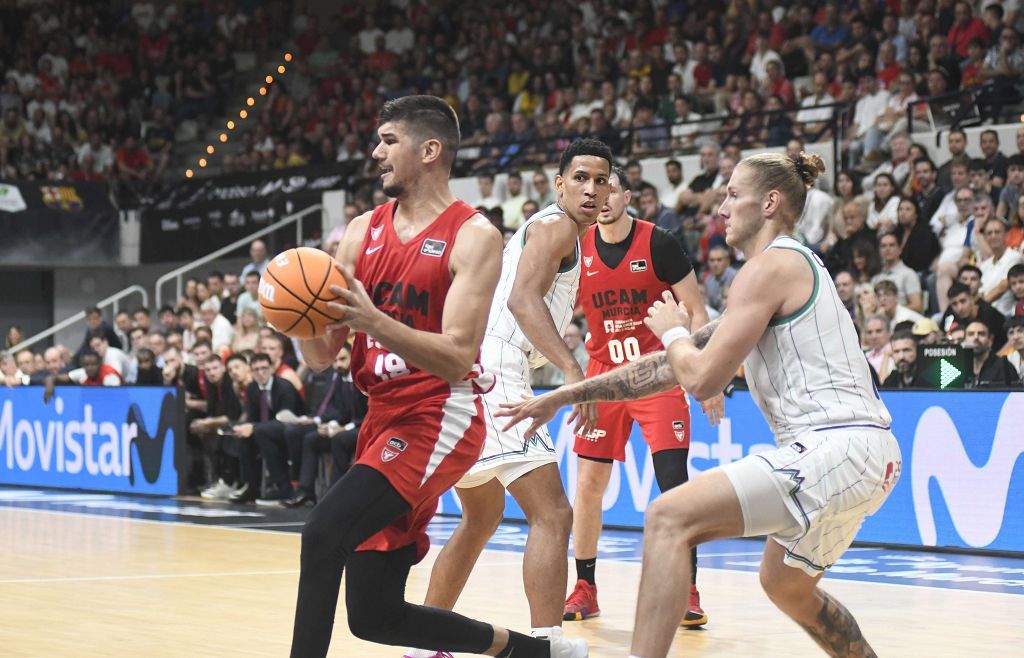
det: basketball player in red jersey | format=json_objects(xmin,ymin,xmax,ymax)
[
  {"xmin": 291, "ymin": 96, "xmax": 585, "ymax": 658},
  {"xmin": 563, "ymin": 168, "xmax": 723, "ymax": 626}
]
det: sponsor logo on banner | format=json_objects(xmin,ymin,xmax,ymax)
[
  {"xmin": 0, "ymin": 387, "xmax": 181, "ymax": 494},
  {"xmin": 0, "ymin": 183, "xmax": 27, "ymax": 213},
  {"xmin": 382, "ymin": 436, "xmax": 407, "ymax": 462},
  {"xmin": 421, "ymin": 239, "xmax": 447, "ymax": 257},
  {"xmin": 40, "ymin": 186, "xmax": 84, "ymax": 211},
  {"xmin": 672, "ymin": 420, "xmax": 686, "ymax": 441},
  {"xmin": 911, "ymin": 394, "xmax": 1023, "ymax": 548},
  {"xmin": 630, "ymin": 259, "xmax": 648, "ymax": 273}
]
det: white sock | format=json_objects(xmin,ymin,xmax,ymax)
[
  {"xmin": 404, "ymin": 649, "xmax": 436, "ymax": 658},
  {"xmin": 531, "ymin": 626, "xmax": 555, "ymax": 639}
]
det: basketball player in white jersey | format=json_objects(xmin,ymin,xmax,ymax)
[
  {"xmin": 500, "ymin": 152, "xmax": 901, "ymax": 658},
  {"xmin": 403, "ymin": 139, "xmax": 612, "ymax": 658}
]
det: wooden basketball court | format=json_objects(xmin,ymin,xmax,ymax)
[{"xmin": 2, "ymin": 504, "xmax": 1022, "ymax": 657}]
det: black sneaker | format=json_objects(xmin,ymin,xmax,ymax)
[
  {"xmin": 281, "ymin": 490, "xmax": 317, "ymax": 508},
  {"xmin": 228, "ymin": 483, "xmax": 256, "ymax": 504},
  {"xmin": 256, "ymin": 486, "xmax": 294, "ymax": 506}
]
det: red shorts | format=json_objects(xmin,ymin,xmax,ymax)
[
  {"xmin": 573, "ymin": 359, "xmax": 691, "ymax": 462},
  {"xmin": 354, "ymin": 383, "xmax": 485, "ymax": 562}
]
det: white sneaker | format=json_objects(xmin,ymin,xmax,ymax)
[
  {"xmin": 200, "ymin": 479, "xmax": 232, "ymax": 499},
  {"xmin": 549, "ymin": 626, "xmax": 588, "ymax": 657}
]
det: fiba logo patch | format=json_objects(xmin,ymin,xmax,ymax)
[
  {"xmin": 630, "ymin": 259, "xmax": 648, "ymax": 273},
  {"xmin": 381, "ymin": 437, "xmax": 408, "ymax": 462},
  {"xmin": 672, "ymin": 420, "xmax": 686, "ymax": 441}
]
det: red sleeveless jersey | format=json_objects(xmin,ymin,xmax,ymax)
[
  {"xmin": 351, "ymin": 198, "xmax": 479, "ymax": 399},
  {"xmin": 84, "ymin": 363, "xmax": 124, "ymax": 386},
  {"xmin": 580, "ymin": 219, "xmax": 669, "ymax": 366}
]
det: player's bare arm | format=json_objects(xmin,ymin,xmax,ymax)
[
  {"xmin": 298, "ymin": 211, "xmax": 371, "ymax": 371},
  {"xmin": 671, "ymin": 270, "xmax": 724, "ymax": 424},
  {"xmin": 496, "ymin": 317, "xmax": 722, "ymax": 437},
  {"xmin": 647, "ymin": 248, "xmax": 809, "ymax": 400},
  {"xmin": 508, "ymin": 215, "xmax": 585, "ymax": 378},
  {"xmin": 331, "ymin": 214, "xmax": 503, "ymax": 382}
]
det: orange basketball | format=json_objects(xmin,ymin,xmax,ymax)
[{"xmin": 258, "ymin": 247, "xmax": 347, "ymax": 339}]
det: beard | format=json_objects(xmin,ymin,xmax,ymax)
[{"xmin": 382, "ymin": 181, "xmax": 404, "ymax": 198}]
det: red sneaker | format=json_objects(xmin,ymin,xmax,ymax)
[
  {"xmin": 563, "ymin": 579, "xmax": 600, "ymax": 621},
  {"xmin": 681, "ymin": 584, "xmax": 708, "ymax": 627}
]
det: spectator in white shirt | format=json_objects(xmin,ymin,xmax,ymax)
[
  {"xmin": 978, "ymin": 218, "xmax": 1024, "ymax": 315},
  {"xmin": 473, "ymin": 173, "xmax": 501, "ymax": 209},
  {"xmin": 866, "ymin": 173, "xmax": 901, "ymax": 232},
  {"xmin": 659, "ymin": 159, "xmax": 688, "ymax": 210},
  {"xmin": 200, "ymin": 299, "xmax": 235, "ymax": 353},
  {"xmin": 88, "ymin": 333, "xmax": 132, "ymax": 379},
  {"xmin": 385, "ymin": 15, "xmax": 415, "ymax": 55},
  {"xmin": 796, "ymin": 72, "xmax": 836, "ymax": 140},
  {"xmin": 875, "ymin": 279, "xmax": 925, "ymax": 332},
  {"xmin": 236, "ymin": 271, "xmax": 263, "ymax": 321},
  {"xmin": 357, "ymin": 16, "xmax": 384, "ymax": 55},
  {"xmin": 240, "ymin": 239, "xmax": 269, "ymax": 278},
  {"xmin": 501, "ymin": 172, "xmax": 529, "ymax": 230},
  {"xmin": 843, "ymin": 71, "xmax": 891, "ymax": 169}
]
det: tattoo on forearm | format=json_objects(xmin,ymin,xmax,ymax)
[
  {"xmin": 564, "ymin": 353, "xmax": 677, "ymax": 404},
  {"xmin": 796, "ymin": 591, "xmax": 877, "ymax": 658},
  {"xmin": 690, "ymin": 317, "xmax": 722, "ymax": 350},
  {"xmin": 557, "ymin": 318, "xmax": 723, "ymax": 406}
]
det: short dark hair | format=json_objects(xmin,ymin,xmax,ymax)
[
  {"xmin": 507, "ymin": 171, "xmax": 521, "ymax": 181},
  {"xmin": 914, "ymin": 157, "xmax": 936, "ymax": 172},
  {"xmin": 558, "ymin": 138, "xmax": 613, "ymax": 175},
  {"xmin": 610, "ymin": 165, "xmax": 630, "ymax": 192},
  {"xmin": 134, "ymin": 306, "xmax": 150, "ymax": 317},
  {"xmin": 80, "ymin": 349, "xmax": 100, "ymax": 362},
  {"xmin": 226, "ymin": 353, "xmax": 249, "ymax": 367},
  {"xmin": 245, "ymin": 270, "xmax": 260, "ymax": 280},
  {"xmin": 985, "ymin": 4, "xmax": 1004, "ymax": 19},
  {"xmin": 947, "ymin": 281, "xmax": 971, "ymax": 299},
  {"xmin": 958, "ymin": 263, "xmax": 982, "ymax": 279},
  {"xmin": 115, "ymin": 310, "xmax": 130, "ymax": 318},
  {"xmin": 192, "ymin": 339, "xmax": 212, "ymax": 352},
  {"xmin": 873, "ymin": 279, "xmax": 898, "ymax": 296},
  {"xmin": 176, "ymin": 306, "xmax": 193, "ymax": 317},
  {"xmin": 949, "ymin": 128, "xmax": 966, "ymax": 140},
  {"xmin": 85, "ymin": 306, "xmax": 101, "ymax": 316},
  {"xmin": 1007, "ymin": 315, "xmax": 1024, "ymax": 329},
  {"xmin": 207, "ymin": 270, "xmax": 224, "ymax": 281},
  {"xmin": 969, "ymin": 158, "xmax": 988, "ymax": 173},
  {"xmin": 666, "ymin": 159, "xmax": 682, "ymax": 169},
  {"xmin": 891, "ymin": 329, "xmax": 917, "ymax": 344},
  {"xmin": 1008, "ymin": 263, "xmax": 1024, "ymax": 280},
  {"xmin": 250, "ymin": 352, "xmax": 272, "ymax": 366},
  {"xmin": 981, "ymin": 129, "xmax": 999, "ymax": 142},
  {"xmin": 158, "ymin": 305, "xmax": 175, "ymax": 315},
  {"xmin": 378, "ymin": 95, "xmax": 460, "ymax": 170},
  {"xmin": 88, "ymin": 332, "xmax": 109, "ymax": 345},
  {"xmin": 130, "ymin": 326, "xmax": 146, "ymax": 338},
  {"xmin": 1008, "ymin": 154, "xmax": 1024, "ymax": 169}
]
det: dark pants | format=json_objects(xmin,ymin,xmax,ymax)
[
  {"xmin": 295, "ymin": 426, "xmax": 360, "ymax": 495},
  {"xmin": 252, "ymin": 420, "xmax": 304, "ymax": 492},
  {"xmin": 290, "ymin": 465, "xmax": 496, "ymax": 658}
]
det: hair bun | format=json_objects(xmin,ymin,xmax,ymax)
[{"xmin": 793, "ymin": 151, "xmax": 826, "ymax": 189}]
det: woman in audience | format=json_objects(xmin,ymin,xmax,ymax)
[
  {"xmin": 855, "ymin": 282, "xmax": 880, "ymax": 338},
  {"xmin": 5, "ymin": 325, "xmax": 23, "ymax": 349},
  {"xmin": 895, "ymin": 197, "xmax": 941, "ymax": 273},
  {"xmin": 867, "ymin": 173, "xmax": 900, "ymax": 232},
  {"xmin": 824, "ymin": 170, "xmax": 864, "ymax": 253},
  {"xmin": 232, "ymin": 309, "xmax": 261, "ymax": 354},
  {"xmin": 851, "ymin": 239, "xmax": 883, "ymax": 284}
]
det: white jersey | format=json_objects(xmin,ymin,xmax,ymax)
[
  {"xmin": 742, "ymin": 236, "xmax": 891, "ymax": 444},
  {"xmin": 485, "ymin": 203, "xmax": 581, "ymax": 368}
]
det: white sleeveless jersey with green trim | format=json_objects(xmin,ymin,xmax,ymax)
[
  {"xmin": 485, "ymin": 203, "xmax": 580, "ymax": 369},
  {"xmin": 741, "ymin": 236, "xmax": 891, "ymax": 444}
]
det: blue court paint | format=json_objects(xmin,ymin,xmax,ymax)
[{"xmin": 3, "ymin": 487, "xmax": 1023, "ymax": 596}]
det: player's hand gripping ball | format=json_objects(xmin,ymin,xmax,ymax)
[{"xmin": 258, "ymin": 247, "xmax": 348, "ymax": 339}]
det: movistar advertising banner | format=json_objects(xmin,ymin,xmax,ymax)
[
  {"xmin": 0, "ymin": 387, "xmax": 184, "ymax": 495},
  {"xmin": 439, "ymin": 391, "xmax": 1024, "ymax": 552}
]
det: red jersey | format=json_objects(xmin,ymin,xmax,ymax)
[
  {"xmin": 351, "ymin": 198, "xmax": 479, "ymax": 400},
  {"xmin": 84, "ymin": 364, "xmax": 124, "ymax": 386},
  {"xmin": 580, "ymin": 219, "xmax": 690, "ymax": 366}
]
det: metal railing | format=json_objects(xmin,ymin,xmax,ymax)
[
  {"xmin": 9, "ymin": 285, "xmax": 148, "ymax": 355},
  {"xmin": 154, "ymin": 204, "xmax": 322, "ymax": 310}
]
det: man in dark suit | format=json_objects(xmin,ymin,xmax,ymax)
[
  {"xmin": 190, "ymin": 355, "xmax": 244, "ymax": 497},
  {"xmin": 230, "ymin": 352, "xmax": 304, "ymax": 503},
  {"xmin": 283, "ymin": 345, "xmax": 367, "ymax": 507}
]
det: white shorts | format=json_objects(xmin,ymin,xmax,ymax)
[
  {"xmin": 457, "ymin": 335, "xmax": 556, "ymax": 489},
  {"xmin": 721, "ymin": 425, "xmax": 901, "ymax": 577}
]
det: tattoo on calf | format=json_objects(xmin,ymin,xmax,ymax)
[{"xmin": 796, "ymin": 591, "xmax": 877, "ymax": 658}]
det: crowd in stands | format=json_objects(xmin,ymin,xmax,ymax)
[{"xmin": 2, "ymin": 238, "xmax": 366, "ymax": 505}]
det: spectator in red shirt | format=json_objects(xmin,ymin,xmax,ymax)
[
  {"xmin": 116, "ymin": 135, "xmax": 153, "ymax": 199},
  {"xmin": 763, "ymin": 60, "xmax": 796, "ymax": 108},
  {"xmin": 947, "ymin": 1, "xmax": 989, "ymax": 59}
]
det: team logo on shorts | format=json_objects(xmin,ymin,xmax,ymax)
[
  {"xmin": 583, "ymin": 255, "xmax": 593, "ymax": 268},
  {"xmin": 421, "ymin": 239, "xmax": 447, "ymax": 257},
  {"xmin": 672, "ymin": 420, "xmax": 686, "ymax": 441},
  {"xmin": 381, "ymin": 437, "xmax": 408, "ymax": 462},
  {"xmin": 792, "ymin": 441, "xmax": 807, "ymax": 453},
  {"xmin": 630, "ymin": 259, "xmax": 648, "ymax": 273}
]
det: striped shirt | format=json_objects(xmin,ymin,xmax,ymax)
[
  {"xmin": 485, "ymin": 203, "xmax": 580, "ymax": 369},
  {"xmin": 742, "ymin": 236, "xmax": 891, "ymax": 444}
]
